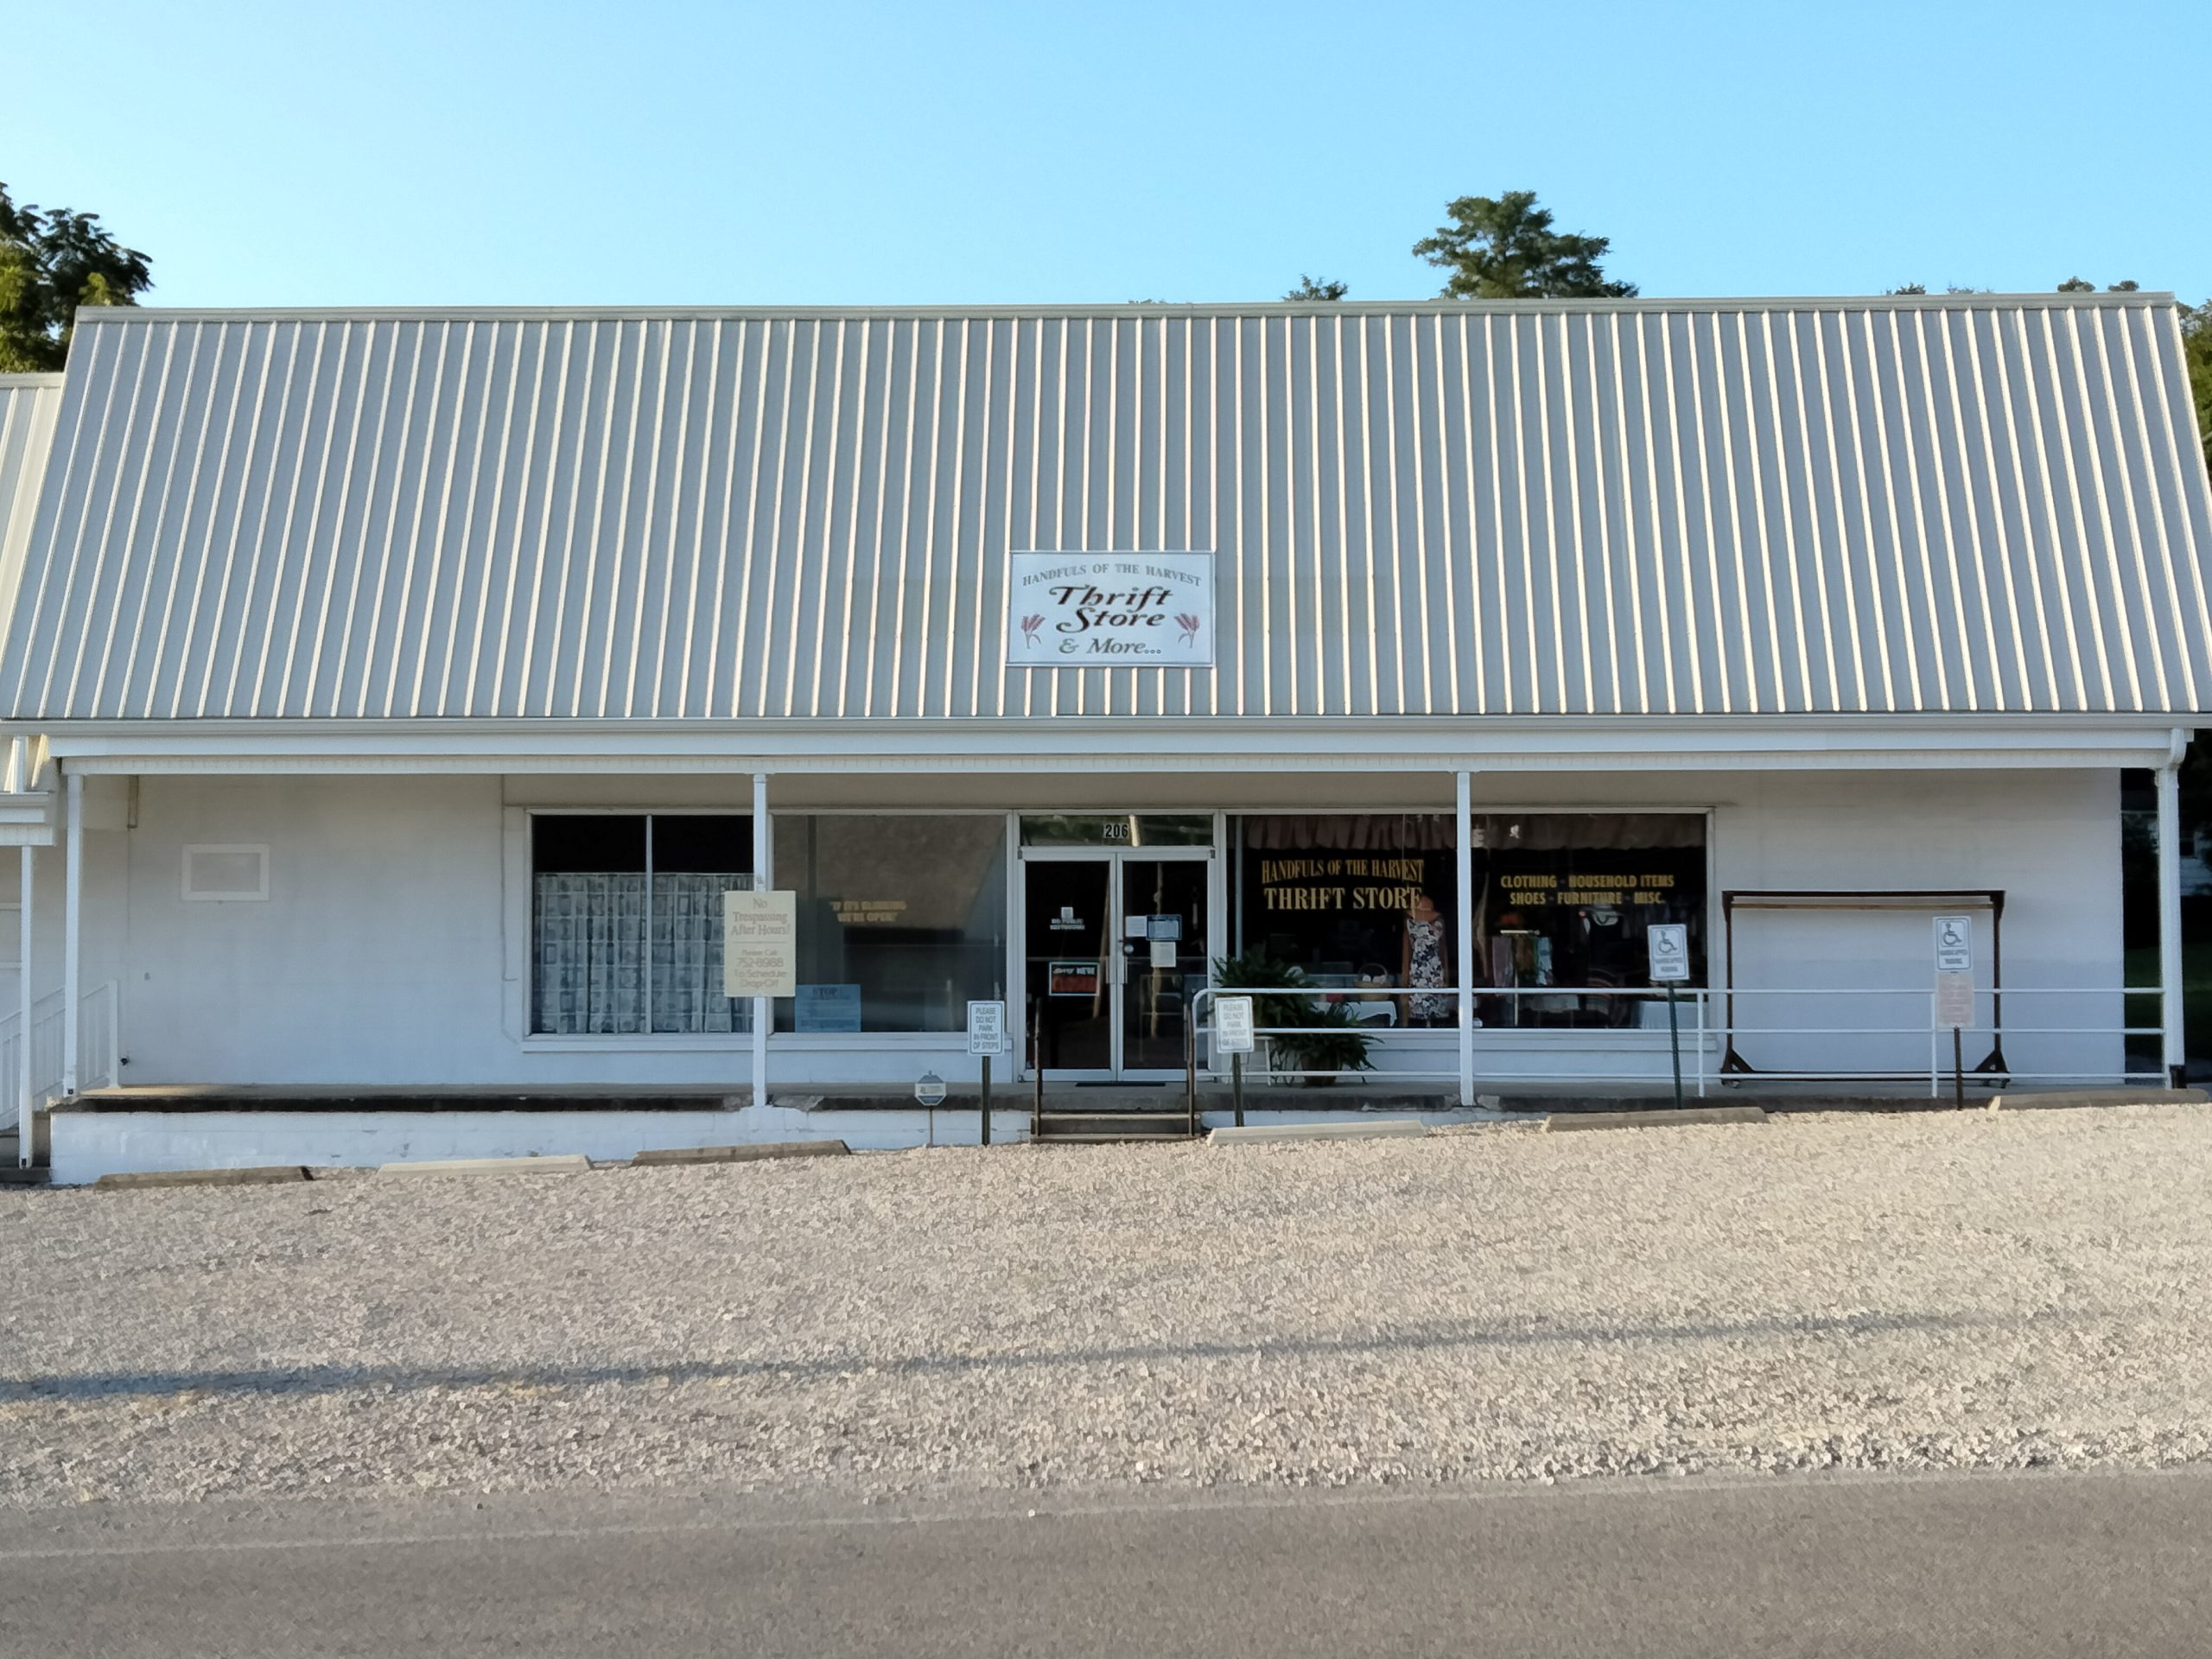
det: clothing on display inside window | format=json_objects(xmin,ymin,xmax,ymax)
[{"xmin": 1233, "ymin": 811, "xmax": 1706, "ymax": 1031}]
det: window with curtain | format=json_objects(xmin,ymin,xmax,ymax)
[{"xmin": 531, "ymin": 814, "xmax": 753, "ymax": 1035}]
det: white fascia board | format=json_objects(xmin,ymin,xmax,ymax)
[
  {"xmin": 12, "ymin": 715, "xmax": 2190, "ymax": 775},
  {"xmin": 0, "ymin": 794, "xmax": 58, "ymax": 844}
]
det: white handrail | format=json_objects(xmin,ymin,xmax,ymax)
[
  {"xmin": 1187, "ymin": 981, "xmax": 2166, "ymax": 1096},
  {"xmin": 1, "ymin": 980, "xmax": 120, "ymax": 1113}
]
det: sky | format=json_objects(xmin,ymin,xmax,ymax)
[{"xmin": 5, "ymin": 0, "xmax": 2207, "ymax": 310}]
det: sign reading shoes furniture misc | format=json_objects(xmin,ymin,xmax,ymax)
[{"xmin": 1006, "ymin": 552, "xmax": 1214, "ymax": 666}]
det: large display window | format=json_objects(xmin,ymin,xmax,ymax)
[
  {"xmin": 772, "ymin": 815, "xmax": 1008, "ymax": 1033},
  {"xmin": 1236, "ymin": 815, "xmax": 1459, "ymax": 1026},
  {"xmin": 1234, "ymin": 812, "xmax": 1707, "ymax": 1029},
  {"xmin": 531, "ymin": 813, "xmax": 753, "ymax": 1036}
]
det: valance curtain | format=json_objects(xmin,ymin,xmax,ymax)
[
  {"xmin": 1242, "ymin": 814, "xmax": 1456, "ymax": 851},
  {"xmin": 1241, "ymin": 813, "xmax": 1705, "ymax": 853}
]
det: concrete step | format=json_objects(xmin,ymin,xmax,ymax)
[
  {"xmin": 1034, "ymin": 1106, "xmax": 1197, "ymax": 1143},
  {"xmin": 1035, "ymin": 1119, "xmax": 1194, "ymax": 1132}
]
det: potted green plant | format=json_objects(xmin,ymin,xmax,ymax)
[
  {"xmin": 1276, "ymin": 1000, "xmax": 1376, "ymax": 1086},
  {"xmin": 1210, "ymin": 947, "xmax": 1375, "ymax": 1084}
]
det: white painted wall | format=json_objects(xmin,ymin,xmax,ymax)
[
  {"xmin": 65, "ymin": 767, "xmax": 2128, "ymax": 1094},
  {"xmin": 1710, "ymin": 769, "xmax": 2125, "ymax": 1084}
]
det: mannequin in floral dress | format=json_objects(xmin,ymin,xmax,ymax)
[{"xmin": 1399, "ymin": 889, "xmax": 1452, "ymax": 1027}]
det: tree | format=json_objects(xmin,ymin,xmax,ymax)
[
  {"xmin": 2181, "ymin": 300, "xmax": 2212, "ymax": 477},
  {"xmin": 1284, "ymin": 275, "xmax": 1348, "ymax": 302},
  {"xmin": 1412, "ymin": 190, "xmax": 1636, "ymax": 300},
  {"xmin": 0, "ymin": 184, "xmax": 152, "ymax": 371},
  {"xmin": 1886, "ymin": 283, "xmax": 1929, "ymax": 296}
]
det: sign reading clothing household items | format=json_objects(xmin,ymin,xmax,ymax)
[
  {"xmin": 1933, "ymin": 915, "xmax": 1975, "ymax": 1029},
  {"xmin": 722, "ymin": 890, "xmax": 798, "ymax": 999},
  {"xmin": 1215, "ymin": 996, "xmax": 1255, "ymax": 1054},
  {"xmin": 1006, "ymin": 552, "xmax": 1214, "ymax": 667},
  {"xmin": 967, "ymin": 1000, "xmax": 1007, "ymax": 1057},
  {"xmin": 1646, "ymin": 924, "xmax": 1691, "ymax": 983}
]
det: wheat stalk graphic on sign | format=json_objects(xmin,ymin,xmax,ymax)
[
  {"xmin": 1020, "ymin": 613, "xmax": 1044, "ymax": 645},
  {"xmin": 1176, "ymin": 613, "xmax": 1201, "ymax": 647}
]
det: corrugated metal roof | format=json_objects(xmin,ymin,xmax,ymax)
[
  {"xmin": 0, "ymin": 374, "xmax": 65, "ymax": 655},
  {"xmin": 3, "ymin": 297, "xmax": 2209, "ymax": 722}
]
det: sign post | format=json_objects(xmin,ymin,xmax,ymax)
[
  {"xmin": 1647, "ymin": 925, "xmax": 1691, "ymax": 1110},
  {"xmin": 1217, "ymin": 995, "xmax": 1255, "ymax": 1128},
  {"xmin": 968, "ymin": 1000, "xmax": 1007, "ymax": 1145},
  {"xmin": 914, "ymin": 1070, "xmax": 946, "ymax": 1147},
  {"xmin": 724, "ymin": 890, "xmax": 797, "ymax": 1109},
  {"xmin": 1933, "ymin": 916, "xmax": 1974, "ymax": 1109}
]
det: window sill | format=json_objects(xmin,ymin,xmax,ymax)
[{"xmin": 519, "ymin": 1032, "xmax": 971, "ymax": 1054}]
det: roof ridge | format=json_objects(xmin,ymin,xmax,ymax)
[{"xmin": 76, "ymin": 293, "xmax": 2180, "ymax": 326}]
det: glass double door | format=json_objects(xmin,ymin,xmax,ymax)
[{"xmin": 1024, "ymin": 853, "xmax": 1210, "ymax": 1078}]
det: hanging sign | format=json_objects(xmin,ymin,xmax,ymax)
[
  {"xmin": 1215, "ymin": 995, "xmax": 1256, "ymax": 1054},
  {"xmin": 1007, "ymin": 552, "xmax": 1214, "ymax": 667},
  {"xmin": 1048, "ymin": 960, "xmax": 1101, "ymax": 997},
  {"xmin": 722, "ymin": 890, "xmax": 797, "ymax": 999},
  {"xmin": 1647, "ymin": 923, "xmax": 1691, "ymax": 983},
  {"xmin": 967, "ymin": 1000, "xmax": 1007, "ymax": 1058}
]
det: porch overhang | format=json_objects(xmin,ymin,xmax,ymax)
[{"xmin": 3, "ymin": 713, "xmax": 2196, "ymax": 779}]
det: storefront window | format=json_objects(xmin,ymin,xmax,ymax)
[
  {"xmin": 1235, "ymin": 815, "xmax": 1459, "ymax": 1025},
  {"xmin": 1471, "ymin": 815, "xmax": 1707, "ymax": 1026},
  {"xmin": 774, "ymin": 816, "xmax": 1008, "ymax": 1032},
  {"xmin": 531, "ymin": 814, "xmax": 753, "ymax": 1035},
  {"xmin": 1233, "ymin": 812, "xmax": 1707, "ymax": 1029}
]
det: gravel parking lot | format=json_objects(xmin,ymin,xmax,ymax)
[{"xmin": 5, "ymin": 1105, "xmax": 2212, "ymax": 1510}]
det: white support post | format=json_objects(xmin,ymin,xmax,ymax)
[
  {"xmin": 61, "ymin": 770, "xmax": 81, "ymax": 1101},
  {"xmin": 16, "ymin": 846, "xmax": 31, "ymax": 1166},
  {"xmin": 1455, "ymin": 769, "xmax": 1475, "ymax": 1107},
  {"xmin": 752, "ymin": 771, "xmax": 772, "ymax": 1110},
  {"xmin": 2158, "ymin": 731, "xmax": 2187, "ymax": 1088}
]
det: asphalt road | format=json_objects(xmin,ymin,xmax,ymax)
[{"xmin": 4, "ymin": 1468, "xmax": 2209, "ymax": 1657}]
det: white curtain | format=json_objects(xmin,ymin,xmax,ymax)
[
  {"xmin": 533, "ymin": 870, "xmax": 754, "ymax": 1034},
  {"xmin": 533, "ymin": 873, "xmax": 648, "ymax": 1034},
  {"xmin": 652, "ymin": 872, "xmax": 753, "ymax": 1033}
]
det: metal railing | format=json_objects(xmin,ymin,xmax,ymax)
[
  {"xmin": 1182, "ymin": 981, "xmax": 2166, "ymax": 1105},
  {"xmin": 1, "ymin": 980, "xmax": 122, "ymax": 1123}
]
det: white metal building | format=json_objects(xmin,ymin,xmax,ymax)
[{"xmin": 2, "ymin": 293, "xmax": 2208, "ymax": 1175}]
